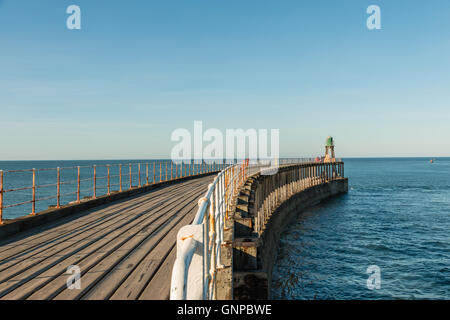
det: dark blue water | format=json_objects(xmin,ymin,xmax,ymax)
[{"xmin": 271, "ymin": 158, "xmax": 450, "ymax": 300}]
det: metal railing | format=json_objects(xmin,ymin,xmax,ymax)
[
  {"xmin": 169, "ymin": 158, "xmax": 342, "ymax": 300},
  {"xmin": 0, "ymin": 160, "xmax": 225, "ymax": 224},
  {"xmin": 253, "ymin": 161, "xmax": 345, "ymax": 235},
  {"xmin": 170, "ymin": 160, "xmax": 252, "ymax": 300}
]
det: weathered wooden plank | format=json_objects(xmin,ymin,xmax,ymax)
[
  {"xmin": 0, "ymin": 175, "xmax": 213, "ymax": 300},
  {"xmin": 7, "ymin": 183, "xmax": 207, "ymax": 300},
  {"xmin": 0, "ymin": 190, "xmax": 177, "ymax": 285},
  {"xmin": 105, "ymin": 206, "xmax": 196, "ymax": 300},
  {"xmin": 0, "ymin": 179, "xmax": 211, "ymax": 300},
  {"xmin": 54, "ymin": 187, "xmax": 203, "ymax": 300},
  {"xmin": 82, "ymin": 199, "xmax": 198, "ymax": 300},
  {"xmin": 0, "ymin": 179, "xmax": 197, "ymax": 257},
  {"xmin": 138, "ymin": 248, "xmax": 176, "ymax": 300}
]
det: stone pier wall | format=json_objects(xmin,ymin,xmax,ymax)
[{"xmin": 216, "ymin": 163, "xmax": 348, "ymax": 300}]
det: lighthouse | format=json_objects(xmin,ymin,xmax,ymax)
[{"xmin": 324, "ymin": 136, "xmax": 336, "ymax": 163}]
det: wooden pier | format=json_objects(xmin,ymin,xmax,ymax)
[{"xmin": 0, "ymin": 175, "xmax": 214, "ymax": 300}]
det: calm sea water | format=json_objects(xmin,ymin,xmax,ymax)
[{"xmin": 271, "ymin": 158, "xmax": 450, "ymax": 300}]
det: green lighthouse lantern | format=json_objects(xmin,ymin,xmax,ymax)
[
  {"xmin": 326, "ymin": 136, "xmax": 334, "ymax": 147},
  {"xmin": 324, "ymin": 136, "xmax": 336, "ymax": 163}
]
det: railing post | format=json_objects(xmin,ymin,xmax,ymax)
[
  {"xmin": 160, "ymin": 163, "xmax": 162, "ymax": 182},
  {"xmin": 119, "ymin": 164, "xmax": 123, "ymax": 192},
  {"xmin": 0, "ymin": 170, "xmax": 4, "ymax": 224},
  {"xmin": 77, "ymin": 166, "xmax": 81, "ymax": 203},
  {"xmin": 175, "ymin": 163, "xmax": 178, "ymax": 179},
  {"xmin": 31, "ymin": 168, "xmax": 36, "ymax": 215},
  {"xmin": 309, "ymin": 166, "xmax": 312, "ymax": 187},
  {"xmin": 57, "ymin": 167, "xmax": 61, "ymax": 208},
  {"xmin": 153, "ymin": 162, "xmax": 156, "ymax": 184},
  {"xmin": 319, "ymin": 164, "xmax": 321, "ymax": 183},
  {"xmin": 129, "ymin": 163, "xmax": 132, "ymax": 189},
  {"xmin": 165, "ymin": 162, "xmax": 168, "ymax": 181},
  {"xmin": 138, "ymin": 163, "xmax": 141, "ymax": 187},
  {"xmin": 93, "ymin": 165, "xmax": 97, "ymax": 199},
  {"xmin": 171, "ymin": 162, "xmax": 173, "ymax": 180},
  {"xmin": 107, "ymin": 165, "xmax": 111, "ymax": 195},
  {"xmin": 146, "ymin": 163, "xmax": 149, "ymax": 185}
]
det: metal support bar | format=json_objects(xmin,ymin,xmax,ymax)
[
  {"xmin": 77, "ymin": 166, "xmax": 81, "ymax": 203},
  {"xmin": 119, "ymin": 164, "xmax": 122, "ymax": 192},
  {"xmin": 31, "ymin": 168, "xmax": 36, "ymax": 215},
  {"xmin": 138, "ymin": 163, "xmax": 141, "ymax": 188},
  {"xmin": 57, "ymin": 167, "xmax": 61, "ymax": 208},
  {"xmin": 0, "ymin": 170, "xmax": 4, "ymax": 224},
  {"xmin": 93, "ymin": 165, "xmax": 97, "ymax": 199},
  {"xmin": 129, "ymin": 163, "xmax": 132, "ymax": 189},
  {"xmin": 107, "ymin": 165, "xmax": 111, "ymax": 195}
]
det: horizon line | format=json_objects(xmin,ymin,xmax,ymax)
[{"xmin": 0, "ymin": 156, "xmax": 448, "ymax": 162}]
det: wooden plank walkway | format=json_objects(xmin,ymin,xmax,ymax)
[{"xmin": 0, "ymin": 175, "xmax": 214, "ymax": 300}]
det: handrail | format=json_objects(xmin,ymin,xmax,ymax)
[{"xmin": 170, "ymin": 160, "xmax": 250, "ymax": 300}]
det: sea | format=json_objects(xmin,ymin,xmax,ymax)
[{"xmin": 271, "ymin": 157, "xmax": 450, "ymax": 299}]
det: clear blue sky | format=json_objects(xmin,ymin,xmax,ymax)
[{"xmin": 1, "ymin": 0, "xmax": 449, "ymax": 160}]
